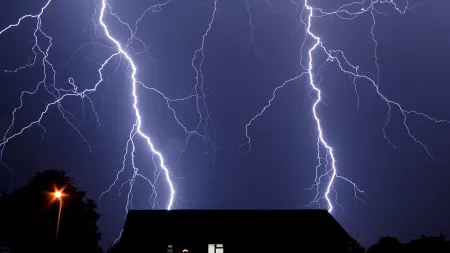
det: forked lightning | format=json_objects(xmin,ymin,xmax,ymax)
[{"xmin": 243, "ymin": 0, "xmax": 449, "ymax": 213}]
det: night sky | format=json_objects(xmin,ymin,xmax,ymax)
[{"xmin": 1, "ymin": 0, "xmax": 450, "ymax": 249}]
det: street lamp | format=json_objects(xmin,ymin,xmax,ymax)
[
  {"xmin": 54, "ymin": 191, "xmax": 62, "ymax": 199},
  {"xmin": 52, "ymin": 188, "xmax": 65, "ymax": 253}
]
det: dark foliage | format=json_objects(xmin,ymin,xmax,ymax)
[
  {"xmin": 403, "ymin": 234, "xmax": 450, "ymax": 253},
  {"xmin": 368, "ymin": 236, "xmax": 403, "ymax": 253},
  {"xmin": 0, "ymin": 170, "xmax": 102, "ymax": 253},
  {"xmin": 348, "ymin": 237, "xmax": 366, "ymax": 253},
  {"xmin": 368, "ymin": 235, "xmax": 450, "ymax": 253}
]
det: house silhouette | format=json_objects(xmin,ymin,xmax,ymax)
[{"xmin": 118, "ymin": 209, "xmax": 351, "ymax": 253}]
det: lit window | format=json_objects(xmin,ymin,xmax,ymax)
[
  {"xmin": 216, "ymin": 243, "xmax": 223, "ymax": 253},
  {"xmin": 208, "ymin": 243, "xmax": 224, "ymax": 253},
  {"xmin": 208, "ymin": 244, "xmax": 215, "ymax": 253},
  {"xmin": 167, "ymin": 245, "xmax": 173, "ymax": 253},
  {"xmin": 168, "ymin": 245, "xmax": 173, "ymax": 249}
]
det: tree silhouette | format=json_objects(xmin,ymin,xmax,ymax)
[
  {"xmin": 0, "ymin": 170, "xmax": 102, "ymax": 253},
  {"xmin": 404, "ymin": 234, "xmax": 450, "ymax": 253},
  {"xmin": 367, "ymin": 236, "xmax": 404, "ymax": 253},
  {"xmin": 366, "ymin": 234, "xmax": 450, "ymax": 253},
  {"xmin": 348, "ymin": 237, "xmax": 366, "ymax": 253}
]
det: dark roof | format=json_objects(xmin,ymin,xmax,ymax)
[
  {"xmin": 124, "ymin": 209, "xmax": 344, "ymax": 228},
  {"xmin": 119, "ymin": 209, "xmax": 351, "ymax": 252}
]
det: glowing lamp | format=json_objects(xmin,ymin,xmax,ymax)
[{"xmin": 54, "ymin": 191, "xmax": 62, "ymax": 199}]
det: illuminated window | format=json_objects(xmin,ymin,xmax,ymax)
[
  {"xmin": 167, "ymin": 245, "xmax": 173, "ymax": 253},
  {"xmin": 208, "ymin": 244, "xmax": 215, "ymax": 253},
  {"xmin": 208, "ymin": 243, "xmax": 224, "ymax": 253}
]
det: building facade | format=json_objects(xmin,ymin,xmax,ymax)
[{"xmin": 117, "ymin": 210, "xmax": 352, "ymax": 253}]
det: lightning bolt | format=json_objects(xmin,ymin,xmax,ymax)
[
  {"xmin": 188, "ymin": 0, "xmax": 219, "ymax": 164},
  {"xmin": 98, "ymin": 0, "xmax": 219, "ymax": 213},
  {"xmin": 96, "ymin": 0, "xmax": 178, "ymax": 211},
  {"xmin": 244, "ymin": 0, "xmax": 261, "ymax": 58},
  {"xmin": 243, "ymin": 0, "xmax": 449, "ymax": 213},
  {"xmin": 3, "ymin": 0, "xmax": 448, "ymax": 245},
  {"xmin": 302, "ymin": 0, "xmax": 367, "ymax": 213},
  {"xmin": 1, "ymin": 0, "xmax": 219, "ymax": 219},
  {"xmin": 0, "ymin": 0, "xmax": 93, "ymax": 193}
]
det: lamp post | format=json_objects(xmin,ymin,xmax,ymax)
[{"xmin": 53, "ymin": 189, "xmax": 64, "ymax": 253}]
